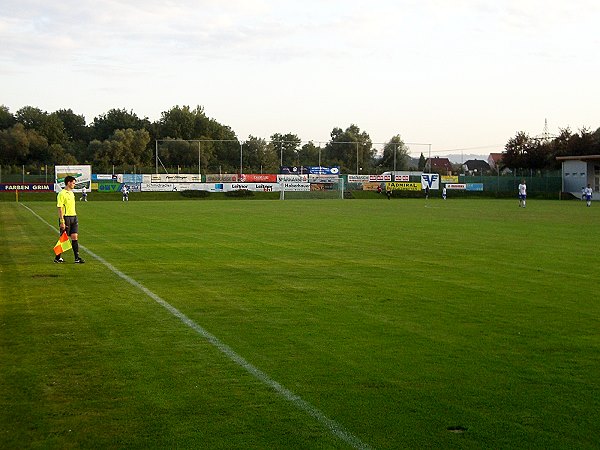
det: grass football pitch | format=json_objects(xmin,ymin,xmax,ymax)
[{"xmin": 1, "ymin": 198, "xmax": 599, "ymax": 449}]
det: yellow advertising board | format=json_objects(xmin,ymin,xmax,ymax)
[
  {"xmin": 441, "ymin": 176, "xmax": 459, "ymax": 183},
  {"xmin": 386, "ymin": 182, "xmax": 421, "ymax": 191}
]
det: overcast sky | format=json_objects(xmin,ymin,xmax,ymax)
[{"xmin": 2, "ymin": 0, "xmax": 599, "ymax": 157}]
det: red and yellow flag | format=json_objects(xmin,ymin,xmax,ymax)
[{"xmin": 53, "ymin": 232, "xmax": 72, "ymax": 255}]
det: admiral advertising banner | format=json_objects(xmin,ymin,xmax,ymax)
[
  {"xmin": 386, "ymin": 182, "xmax": 421, "ymax": 191},
  {"xmin": 0, "ymin": 183, "xmax": 54, "ymax": 192}
]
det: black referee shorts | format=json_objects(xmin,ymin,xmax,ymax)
[{"xmin": 60, "ymin": 216, "xmax": 79, "ymax": 236}]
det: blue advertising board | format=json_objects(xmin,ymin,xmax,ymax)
[{"xmin": 0, "ymin": 183, "xmax": 54, "ymax": 192}]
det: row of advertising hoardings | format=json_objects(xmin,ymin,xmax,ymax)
[
  {"xmin": 28, "ymin": 166, "xmax": 483, "ymax": 194},
  {"xmin": 88, "ymin": 173, "xmax": 341, "ymax": 193},
  {"xmin": 349, "ymin": 174, "xmax": 484, "ymax": 191}
]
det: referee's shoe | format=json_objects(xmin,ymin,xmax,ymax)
[{"xmin": 74, "ymin": 258, "xmax": 85, "ymax": 264}]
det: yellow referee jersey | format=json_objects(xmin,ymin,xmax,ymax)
[{"xmin": 57, "ymin": 189, "xmax": 77, "ymax": 216}]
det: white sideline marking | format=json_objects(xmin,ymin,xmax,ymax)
[{"xmin": 21, "ymin": 203, "xmax": 371, "ymax": 450}]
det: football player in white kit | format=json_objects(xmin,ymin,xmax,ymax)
[{"xmin": 518, "ymin": 180, "xmax": 527, "ymax": 208}]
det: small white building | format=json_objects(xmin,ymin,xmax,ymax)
[{"xmin": 556, "ymin": 155, "xmax": 600, "ymax": 199}]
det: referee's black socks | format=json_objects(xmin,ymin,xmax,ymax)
[{"xmin": 72, "ymin": 240, "xmax": 79, "ymax": 259}]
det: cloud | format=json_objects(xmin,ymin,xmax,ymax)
[{"xmin": 0, "ymin": 0, "xmax": 408, "ymax": 69}]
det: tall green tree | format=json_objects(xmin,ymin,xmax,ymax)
[
  {"xmin": 324, "ymin": 125, "xmax": 373, "ymax": 173},
  {"xmin": 54, "ymin": 109, "xmax": 88, "ymax": 142},
  {"xmin": 158, "ymin": 105, "xmax": 200, "ymax": 140},
  {"xmin": 300, "ymin": 141, "xmax": 322, "ymax": 167},
  {"xmin": 378, "ymin": 135, "xmax": 410, "ymax": 172},
  {"xmin": 91, "ymin": 128, "xmax": 151, "ymax": 170},
  {"xmin": 0, "ymin": 123, "xmax": 30, "ymax": 164},
  {"xmin": 92, "ymin": 108, "xmax": 150, "ymax": 141},
  {"xmin": 418, "ymin": 153, "xmax": 426, "ymax": 171},
  {"xmin": 15, "ymin": 106, "xmax": 67, "ymax": 145},
  {"xmin": 242, "ymin": 136, "xmax": 278, "ymax": 173},
  {"xmin": 0, "ymin": 105, "xmax": 16, "ymax": 130},
  {"xmin": 270, "ymin": 133, "xmax": 301, "ymax": 167},
  {"xmin": 502, "ymin": 131, "xmax": 536, "ymax": 170}
]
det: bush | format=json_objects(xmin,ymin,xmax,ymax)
[
  {"xmin": 225, "ymin": 189, "xmax": 255, "ymax": 198},
  {"xmin": 180, "ymin": 190, "xmax": 211, "ymax": 199}
]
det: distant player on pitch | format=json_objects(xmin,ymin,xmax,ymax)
[
  {"xmin": 518, "ymin": 179, "xmax": 527, "ymax": 208},
  {"xmin": 584, "ymin": 184, "xmax": 593, "ymax": 207},
  {"xmin": 122, "ymin": 184, "xmax": 129, "ymax": 202},
  {"xmin": 80, "ymin": 185, "xmax": 88, "ymax": 201}
]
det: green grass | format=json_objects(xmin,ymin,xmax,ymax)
[{"xmin": 1, "ymin": 198, "xmax": 599, "ymax": 449}]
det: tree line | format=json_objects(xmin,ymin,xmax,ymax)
[
  {"xmin": 1, "ymin": 104, "xmax": 598, "ymax": 174},
  {"xmin": 0, "ymin": 105, "xmax": 411, "ymax": 175},
  {"xmin": 502, "ymin": 127, "xmax": 600, "ymax": 172}
]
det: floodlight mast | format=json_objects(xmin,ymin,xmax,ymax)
[
  {"xmin": 428, "ymin": 143, "xmax": 432, "ymax": 173},
  {"xmin": 239, "ymin": 140, "xmax": 243, "ymax": 175}
]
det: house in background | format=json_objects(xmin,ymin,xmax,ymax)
[
  {"xmin": 488, "ymin": 153, "xmax": 503, "ymax": 171},
  {"xmin": 425, "ymin": 157, "xmax": 453, "ymax": 174},
  {"xmin": 556, "ymin": 155, "xmax": 600, "ymax": 199},
  {"xmin": 462, "ymin": 159, "xmax": 491, "ymax": 175}
]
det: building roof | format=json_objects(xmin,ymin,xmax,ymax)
[
  {"xmin": 425, "ymin": 157, "xmax": 452, "ymax": 169},
  {"xmin": 488, "ymin": 153, "xmax": 503, "ymax": 163},
  {"xmin": 463, "ymin": 159, "xmax": 491, "ymax": 170}
]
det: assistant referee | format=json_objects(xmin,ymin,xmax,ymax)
[{"xmin": 55, "ymin": 175, "xmax": 85, "ymax": 264}]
